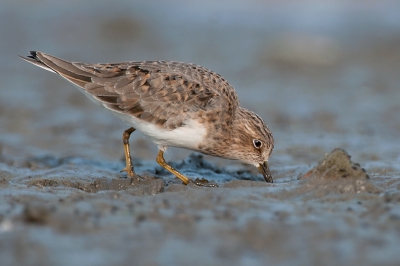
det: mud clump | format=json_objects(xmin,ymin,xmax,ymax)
[
  {"xmin": 296, "ymin": 148, "xmax": 381, "ymax": 195},
  {"xmin": 28, "ymin": 178, "xmax": 61, "ymax": 187},
  {"xmin": 21, "ymin": 203, "xmax": 56, "ymax": 225},
  {"xmin": 300, "ymin": 148, "xmax": 369, "ymax": 180}
]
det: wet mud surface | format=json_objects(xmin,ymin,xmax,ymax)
[
  {"xmin": 2, "ymin": 1, "xmax": 400, "ymax": 265},
  {"xmin": 1, "ymin": 149, "xmax": 399, "ymax": 265}
]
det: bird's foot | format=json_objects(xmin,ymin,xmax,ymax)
[
  {"xmin": 188, "ymin": 178, "xmax": 218, "ymax": 187},
  {"xmin": 120, "ymin": 166, "xmax": 141, "ymax": 183}
]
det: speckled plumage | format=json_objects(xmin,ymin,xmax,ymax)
[{"xmin": 20, "ymin": 51, "xmax": 274, "ymax": 183}]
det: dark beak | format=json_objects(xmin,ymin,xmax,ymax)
[{"xmin": 258, "ymin": 161, "xmax": 273, "ymax": 183}]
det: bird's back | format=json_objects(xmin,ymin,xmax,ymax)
[{"xmin": 21, "ymin": 52, "xmax": 239, "ymax": 130}]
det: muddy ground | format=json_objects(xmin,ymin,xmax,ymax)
[{"xmin": 1, "ymin": 1, "xmax": 400, "ymax": 265}]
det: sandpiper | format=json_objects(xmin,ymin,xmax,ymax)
[{"xmin": 20, "ymin": 51, "xmax": 274, "ymax": 184}]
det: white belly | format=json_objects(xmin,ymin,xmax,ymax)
[
  {"xmin": 79, "ymin": 88, "xmax": 207, "ymax": 151},
  {"xmin": 113, "ymin": 110, "xmax": 207, "ymax": 151}
]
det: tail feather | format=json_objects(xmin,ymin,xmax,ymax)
[
  {"xmin": 19, "ymin": 51, "xmax": 56, "ymax": 73},
  {"xmin": 20, "ymin": 51, "xmax": 92, "ymax": 88}
]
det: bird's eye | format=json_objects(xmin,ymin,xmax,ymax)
[{"xmin": 253, "ymin": 139, "xmax": 263, "ymax": 149}]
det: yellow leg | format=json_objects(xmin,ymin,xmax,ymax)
[
  {"xmin": 121, "ymin": 127, "xmax": 136, "ymax": 177},
  {"xmin": 156, "ymin": 150, "xmax": 190, "ymax": 185}
]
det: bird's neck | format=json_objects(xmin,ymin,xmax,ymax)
[{"xmin": 196, "ymin": 107, "xmax": 249, "ymax": 160}]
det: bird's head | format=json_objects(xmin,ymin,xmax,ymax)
[{"xmin": 229, "ymin": 108, "xmax": 274, "ymax": 182}]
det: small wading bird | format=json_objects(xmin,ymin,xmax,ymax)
[{"xmin": 20, "ymin": 51, "xmax": 274, "ymax": 185}]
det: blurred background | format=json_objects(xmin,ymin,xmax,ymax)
[{"xmin": 1, "ymin": 0, "xmax": 400, "ymax": 176}]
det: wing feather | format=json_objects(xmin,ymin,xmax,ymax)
[{"xmin": 22, "ymin": 51, "xmax": 239, "ymax": 129}]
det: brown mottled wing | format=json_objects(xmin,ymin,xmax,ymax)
[{"xmin": 23, "ymin": 52, "xmax": 239, "ymax": 129}]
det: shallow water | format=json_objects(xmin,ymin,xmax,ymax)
[{"xmin": 1, "ymin": 1, "xmax": 400, "ymax": 265}]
